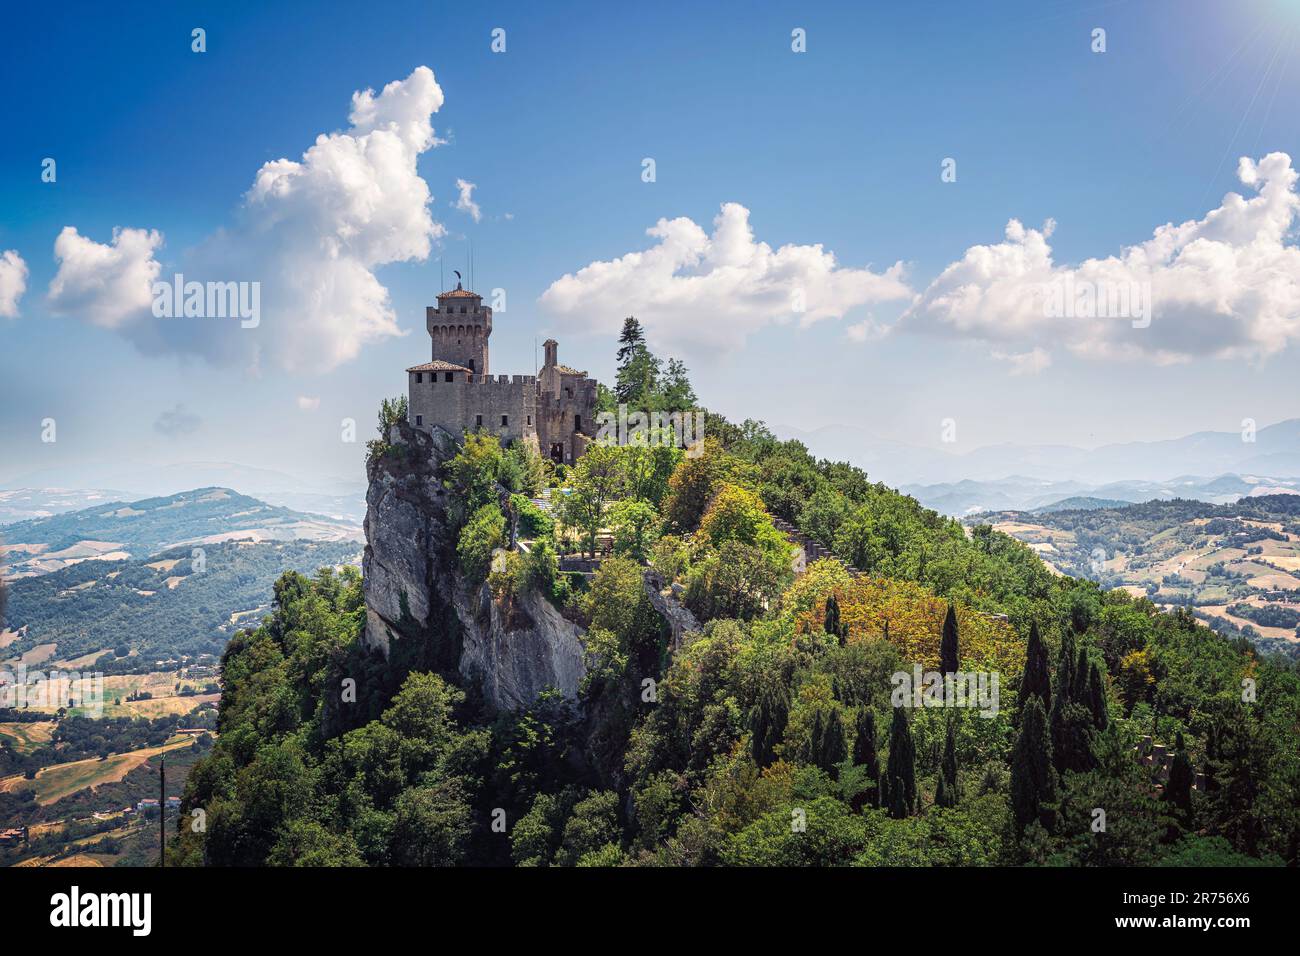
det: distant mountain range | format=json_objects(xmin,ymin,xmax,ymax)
[
  {"xmin": 0, "ymin": 461, "xmax": 368, "ymax": 522},
  {"xmin": 902, "ymin": 473, "xmax": 1300, "ymax": 517},
  {"xmin": 0, "ymin": 487, "xmax": 363, "ymax": 669},
  {"xmin": 0, "ymin": 487, "xmax": 362, "ymax": 579},
  {"xmin": 778, "ymin": 417, "xmax": 1300, "ymax": 489}
]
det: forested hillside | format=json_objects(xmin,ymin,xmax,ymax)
[
  {"xmin": 3, "ymin": 539, "xmax": 360, "ymax": 671},
  {"xmin": 171, "ymin": 330, "xmax": 1300, "ymax": 867}
]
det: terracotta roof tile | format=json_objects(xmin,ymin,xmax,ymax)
[
  {"xmin": 437, "ymin": 289, "xmax": 479, "ymax": 298},
  {"xmin": 408, "ymin": 360, "xmax": 471, "ymax": 373},
  {"xmin": 554, "ymin": 365, "xmax": 586, "ymax": 376}
]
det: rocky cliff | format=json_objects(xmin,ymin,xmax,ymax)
[{"xmin": 362, "ymin": 420, "xmax": 589, "ymax": 711}]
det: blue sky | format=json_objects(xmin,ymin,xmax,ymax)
[{"xmin": 2, "ymin": 0, "xmax": 1298, "ymax": 491}]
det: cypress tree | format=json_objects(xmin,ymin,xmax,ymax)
[
  {"xmin": 1017, "ymin": 620, "xmax": 1052, "ymax": 725},
  {"xmin": 852, "ymin": 708, "xmax": 880, "ymax": 807},
  {"xmin": 1164, "ymin": 731, "xmax": 1194, "ymax": 822},
  {"xmin": 941, "ymin": 715, "xmax": 959, "ymax": 802},
  {"xmin": 1074, "ymin": 646, "xmax": 1091, "ymax": 704},
  {"xmin": 820, "ymin": 709, "xmax": 847, "ymax": 776},
  {"xmin": 824, "ymin": 594, "xmax": 842, "ymax": 640},
  {"xmin": 808, "ymin": 708, "xmax": 826, "ymax": 768},
  {"xmin": 940, "ymin": 601, "xmax": 959, "ymax": 675},
  {"xmin": 935, "ymin": 773, "xmax": 955, "ymax": 808},
  {"xmin": 749, "ymin": 684, "xmax": 788, "ymax": 768},
  {"xmin": 1010, "ymin": 697, "xmax": 1058, "ymax": 836},
  {"xmin": 884, "ymin": 707, "xmax": 916, "ymax": 819},
  {"xmin": 1088, "ymin": 661, "xmax": 1109, "ymax": 730},
  {"xmin": 1050, "ymin": 630, "xmax": 1096, "ymax": 773}
]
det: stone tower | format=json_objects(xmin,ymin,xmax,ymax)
[{"xmin": 426, "ymin": 280, "xmax": 492, "ymax": 374}]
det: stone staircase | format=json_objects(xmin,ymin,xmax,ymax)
[{"xmin": 771, "ymin": 517, "xmax": 865, "ymax": 577}]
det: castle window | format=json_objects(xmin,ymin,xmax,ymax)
[
  {"xmin": 501, "ymin": 415, "xmax": 509, "ymax": 427},
  {"xmin": 444, "ymin": 372, "xmax": 453, "ymax": 382},
  {"xmin": 527, "ymin": 415, "xmax": 532, "ymax": 426},
  {"xmin": 416, "ymin": 372, "xmax": 423, "ymax": 383},
  {"xmin": 416, "ymin": 415, "xmax": 423, "ymax": 426},
  {"xmin": 574, "ymin": 414, "xmax": 582, "ymax": 432},
  {"xmin": 476, "ymin": 414, "xmax": 483, "ymax": 429}
]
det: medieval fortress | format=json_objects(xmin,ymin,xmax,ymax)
[{"xmin": 407, "ymin": 281, "xmax": 597, "ymax": 464}]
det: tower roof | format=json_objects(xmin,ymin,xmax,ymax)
[
  {"xmin": 407, "ymin": 360, "xmax": 472, "ymax": 373},
  {"xmin": 438, "ymin": 288, "xmax": 480, "ymax": 299}
]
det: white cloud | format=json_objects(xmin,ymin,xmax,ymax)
[
  {"xmin": 48, "ymin": 227, "xmax": 161, "ymax": 328},
  {"xmin": 901, "ymin": 152, "xmax": 1300, "ymax": 365},
  {"xmin": 991, "ymin": 347, "xmax": 1052, "ymax": 376},
  {"xmin": 540, "ymin": 202, "xmax": 911, "ymax": 354},
  {"xmin": 0, "ymin": 250, "xmax": 29, "ymax": 318},
  {"xmin": 454, "ymin": 178, "xmax": 481, "ymax": 222},
  {"xmin": 296, "ymin": 395, "xmax": 321, "ymax": 411},
  {"xmin": 50, "ymin": 66, "xmax": 448, "ymax": 373}
]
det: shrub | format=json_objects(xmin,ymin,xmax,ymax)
[{"xmin": 458, "ymin": 504, "xmax": 506, "ymax": 585}]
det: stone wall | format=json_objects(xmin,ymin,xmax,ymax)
[{"xmin": 409, "ymin": 374, "xmax": 539, "ymax": 448}]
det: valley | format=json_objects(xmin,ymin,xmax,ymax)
[{"xmin": 975, "ymin": 495, "xmax": 1300, "ymax": 657}]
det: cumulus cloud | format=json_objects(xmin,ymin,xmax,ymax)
[
  {"xmin": 48, "ymin": 228, "xmax": 161, "ymax": 328},
  {"xmin": 154, "ymin": 403, "xmax": 202, "ymax": 438},
  {"xmin": 540, "ymin": 202, "xmax": 911, "ymax": 354},
  {"xmin": 49, "ymin": 66, "xmax": 448, "ymax": 373},
  {"xmin": 454, "ymin": 178, "xmax": 481, "ymax": 222},
  {"xmin": 296, "ymin": 395, "xmax": 321, "ymax": 411},
  {"xmin": 0, "ymin": 250, "xmax": 29, "ymax": 318},
  {"xmin": 901, "ymin": 152, "xmax": 1300, "ymax": 365}
]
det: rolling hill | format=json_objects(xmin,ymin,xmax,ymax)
[
  {"xmin": 972, "ymin": 494, "xmax": 1300, "ymax": 658},
  {"xmin": 0, "ymin": 487, "xmax": 361, "ymax": 579}
]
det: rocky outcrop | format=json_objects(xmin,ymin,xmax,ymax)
[
  {"xmin": 456, "ymin": 582, "xmax": 588, "ymax": 711},
  {"xmin": 362, "ymin": 420, "xmax": 589, "ymax": 711},
  {"xmin": 642, "ymin": 570, "xmax": 700, "ymax": 651}
]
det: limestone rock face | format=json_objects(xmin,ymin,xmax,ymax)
[
  {"xmin": 642, "ymin": 570, "xmax": 701, "ymax": 652},
  {"xmin": 456, "ymin": 583, "xmax": 588, "ymax": 712},
  {"xmin": 362, "ymin": 420, "xmax": 588, "ymax": 710}
]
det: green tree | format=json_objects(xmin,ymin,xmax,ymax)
[
  {"xmin": 457, "ymin": 504, "xmax": 506, "ymax": 584},
  {"xmin": 1010, "ymin": 697, "xmax": 1057, "ymax": 837},
  {"xmin": 1017, "ymin": 620, "xmax": 1052, "ymax": 724},
  {"xmin": 609, "ymin": 498, "xmax": 659, "ymax": 562},
  {"xmin": 558, "ymin": 443, "xmax": 625, "ymax": 556},
  {"xmin": 940, "ymin": 601, "xmax": 959, "ymax": 674},
  {"xmin": 940, "ymin": 715, "xmax": 959, "ymax": 803},
  {"xmin": 882, "ymin": 707, "xmax": 916, "ymax": 819},
  {"xmin": 1163, "ymin": 730, "xmax": 1194, "ymax": 826},
  {"xmin": 851, "ymin": 708, "xmax": 880, "ymax": 809}
]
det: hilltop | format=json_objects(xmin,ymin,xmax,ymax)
[
  {"xmin": 0, "ymin": 487, "xmax": 361, "ymax": 579},
  {"xmin": 168, "ymin": 332, "xmax": 1300, "ymax": 868}
]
